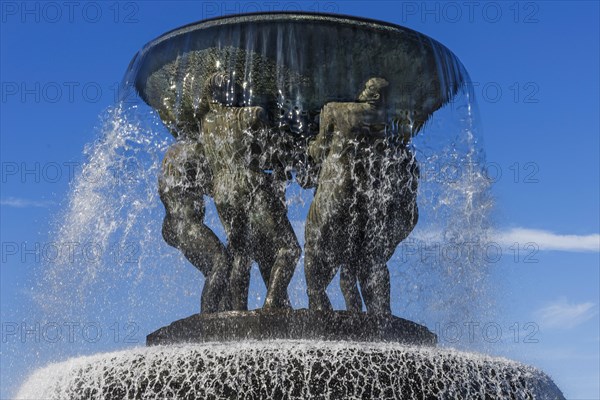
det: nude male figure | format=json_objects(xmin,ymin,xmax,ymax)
[
  {"xmin": 200, "ymin": 72, "xmax": 301, "ymax": 311},
  {"xmin": 159, "ymin": 139, "xmax": 232, "ymax": 313},
  {"xmin": 304, "ymin": 77, "xmax": 419, "ymax": 314}
]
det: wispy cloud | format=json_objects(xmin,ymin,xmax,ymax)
[
  {"xmin": 409, "ymin": 226, "xmax": 599, "ymax": 253},
  {"xmin": 535, "ymin": 298, "xmax": 597, "ymax": 329},
  {"xmin": 0, "ymin": 197, "xmax": 56, "ymax": 208},
  {"xmin": 494, "ymin": 228, "xmax": 600, "ymax": 253}
]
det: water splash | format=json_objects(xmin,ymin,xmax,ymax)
[
  {"xmin": 36, "ymin": 104, "xmax": 187, "ymax": 322},
  {"xmin": 36, "ymin": 98, "xmax": 494, "ymax": 348},
  {"xmin": 399, "ymin": 89, "xmax": 495, "ymax": 340},
  {"xmin": 37, "ymin": 13, "xmax": 495, "ymax": 348},
  {"xmin": 16, "ymin": 341, "xmax": 563, "ymax": 399}
]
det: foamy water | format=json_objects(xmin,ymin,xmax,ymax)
[{"xmin": 17, "ymin": 341, "xmax": 562, "ymax": 399}]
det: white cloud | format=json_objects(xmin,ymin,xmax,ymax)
[
  {"xmin": 535, "ymin": 298, "xmax": 597, "ymax": 329},
  {"xmin": 494, "ymin": 228, "xmax": 600, "ymax": 253},
  {"xmin": 410, "ymin": 226, "xmax": 599, "ymax": 253},
  {"xmin": 0, "ymin": 197, "xmax": 56, "ymax": 208}
]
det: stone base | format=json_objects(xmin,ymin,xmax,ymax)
[
  {"xmin": 146, "ymin": 309, "xmax": 437, "ymax": 346},
  {"xmin": 16, "ymin": 341, "xmax": 565, "ymax": 399}
]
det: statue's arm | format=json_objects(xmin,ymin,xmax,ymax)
[{"xmin": 308, "ymin": 104, "xmax": 335, "ymax": 164}]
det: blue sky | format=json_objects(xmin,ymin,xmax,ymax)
[{"xmin": 1, "ymin": 1, "xmax": 599, "ymax": 399}]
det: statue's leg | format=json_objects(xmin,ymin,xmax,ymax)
[
  {"xmin": 262, "ymin": 223, "xmax": 300, "ymax": 310},
  {"xmin": 217, "ymin": 198, "xmax": 253, "ymax": 311},
  {"xmin": 304, "ymin": 203, "xmax": 340, "ymax": 311},
  {"xmin": 354, "ymin": 157, "xmax": 419, "ymax": 316},
  {"xmin": 183, "ymin": 230, "xmax": 231, "ymax": 313},
  {"xmin": 197, "ymin": 232, "xmax": 232, "ymax": 313},
  {"xmin": 386, "ymin": 150, "xmax": 419, "ymax": 248},
  {"xmin": 355, "ymin": 202, "xmax": 391, "ymax": 315},
  {"xmin": 246, "ymin": 185, "xmax": 300, "ymax": 310},
  {"xmin": 358, "ymin": 200, "xmax": 416, "ymax": 316},
  {"xmin": 229, "ymin": 252, "xmax": 252, "ymax": 311},
  {"xmin": 161, "ymin": 213, "xmax": 180, "ymax": 249},
  {"xmin": 340, "ymin": 263, "xmax": 362, "ymax": 312},
  {"xmin": 249, "ymin": 190, "xmax": 276, "ymax": 295},
  {"xmin": 161, "ymin": 203, "xmax": 232, "ymax": 313},
  {"xmin": 340, "ymin": 191, "xmax": 367, "ymax": 313},
  {"xmin": 159, "ymin": 141, "xmax": 233, "ymax": 313},
  {"xmin": 255, "ymin": 253, "xmax": 281, "ymax": 310},
  {"xmin": 254, "ymin": 243, "xmax": 274, "ymax": 300},
  {"xmin": 357, "ymin": 254, "xmax": 391, "ymax": 315}
]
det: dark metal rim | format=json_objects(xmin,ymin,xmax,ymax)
[{"xmin": 139, "ymin": 11, "xmax": 430, "ymax": 52}]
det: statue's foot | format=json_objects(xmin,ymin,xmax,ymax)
[
  {"xmin": 345, "ymin": 304, "xmax": 363, "ymax": 313},
  {"xmin": 308, "ymin": 291, "xmax": 333, "ymax": 312},
  {"xmin": 365, "ymin": 304, "xmax": 392, "ymax": 316},
  {"xmin": 263, "ymin": 295, "xmax": 292, "ymax": 311}
]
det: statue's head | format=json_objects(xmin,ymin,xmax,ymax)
[
  {"xmin": 206, "ymin": 71, "xmax": 244, "ymax": 107},
  {"xmin": 358, "ymin": 77, "xmax": 389, "ymax": 105}
]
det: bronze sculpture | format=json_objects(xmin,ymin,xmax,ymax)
[
  {"xmin": 137, "ymin": 13, "xmax": 466, "ymax": 320},
  {"xmin": 199, "ymin": 72, "xmax": 301, "ymax": 311},
  {"xmin": 304, "ymin": 78, "xmax": 419, "ymax": 314},
  {"xmin": 158, "ymin": 140, "xmax": 232, "ymax": 313},
  {"xmin": 159, "ymin": 74, "xmax": 419, "ymax": 315}
]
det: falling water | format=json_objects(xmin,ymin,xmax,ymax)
[
  {"xmin": 17, "ymin": 341, "xmax": 562, "ymax": 400},
  {"xmin": 37, "ymin": 13, "xmax": 494, "ymax": 343}
]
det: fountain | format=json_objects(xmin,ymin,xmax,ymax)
[{"xmin": 16, "ymin": 12, "xmax": 564, "ymax": 399}]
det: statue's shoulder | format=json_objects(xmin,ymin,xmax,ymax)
[
  {"xmin": 238, "ymin": 106, "xmax": 265, "ymax": 125},
  {"xmin": 322, "ymin": 102, "xmax": 344, "ymax": 112},
  {"xmin": 320, "ymin": 102, "xmax": 342, "ymax": 123},
  {"xmin": 322, "ymin": 101, "xmax": 368, "ymax": 114}
]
